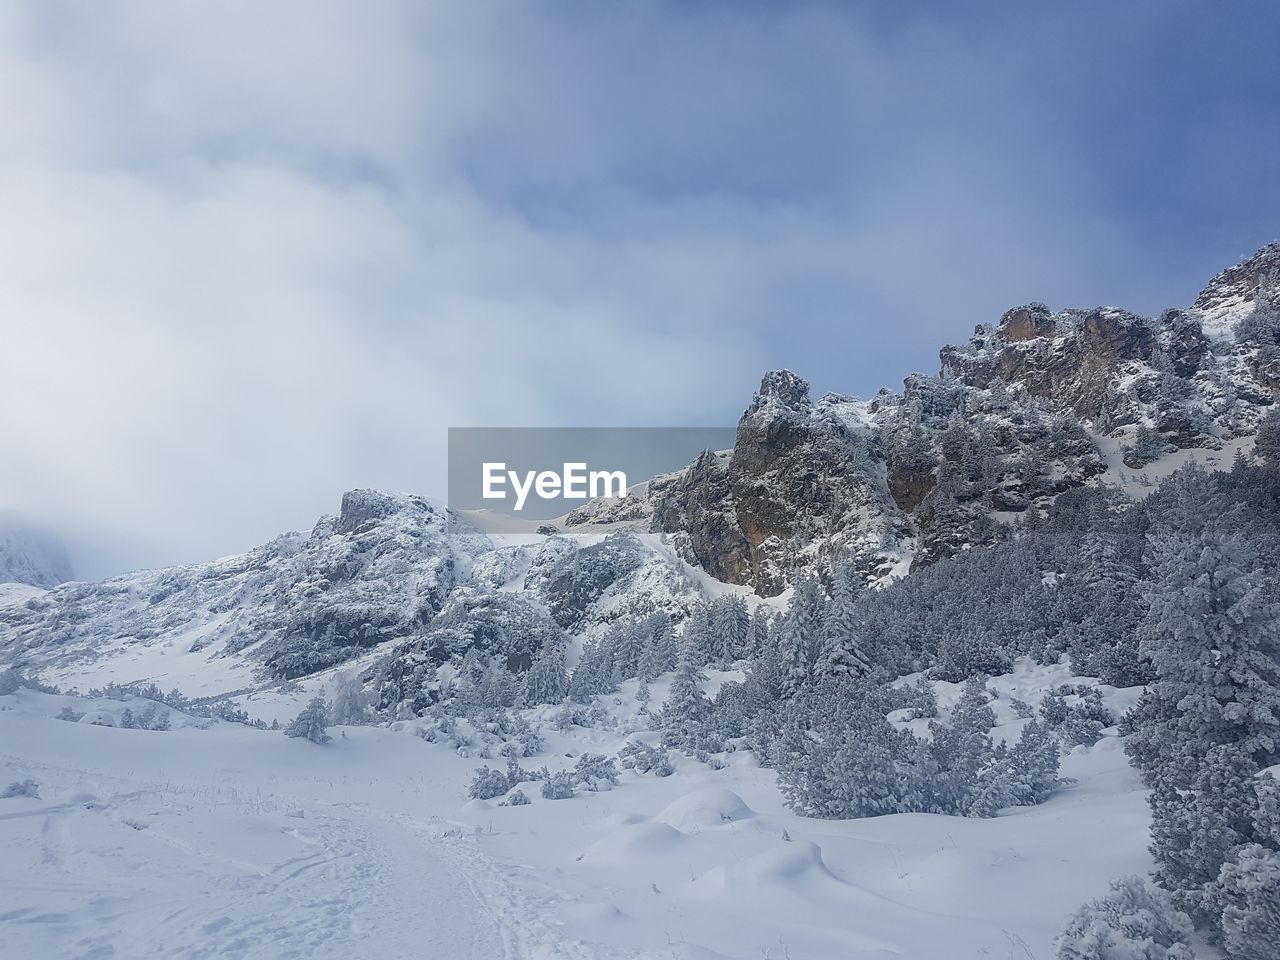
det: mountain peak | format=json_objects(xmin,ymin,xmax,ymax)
[
  {"xmin": 335, "ymin": 489, "xmax": 435, "ymax": 535},
  {"xmin": 1192, "ymin": 241, "xmax": 1280, "ymax": 339},
  {"xmin": 753, "ymin": 370, "xmax": 811, "ymax": 411}
]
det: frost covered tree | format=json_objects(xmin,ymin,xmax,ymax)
[
  {"xmin": 523, "ymin": 638, "xmax": 569, "ymax": 705},
  {"xmin": 284, "ymin": 695, "xmax": 331, "ymax": 744},
  {"xmin": 1125, "ymin": 532, "xmax": 1280, "ymax": 931},
  {"xmin": 1127, "ymin": 534, "xmax": 1280, "ymax": 785},
  {"xmin": 0, "ymin": 667, "xmax": 21, "ymax": 695},
  {"xmin": 467, "ymin": 765, "xmax": 511, "ymax": 800},
  {"xmin": 818, "ymin": 565, "xmax": 871, "ymax": 680},
  {"xmin": 1218, "ymin": 844, "xmax": 1280, "ymax": 960},
  {"xmin": 928, "ymin": 677, "xmax": 997, "ymax": 814},
  {"xmin": 638, "ymin": 611, "xmax": 677, "ymax": 679},
  {"xmin": 681, "ymin": 602, "xmax": 715, "ymax": 667},
  {"xmin": 572, "ymin": 753, "xmax": 619, "ymax": 791},
  {"xmin": 1254, "ymin": 409, "xmax": 1280, "ymax": 464},
  {"xmin": 1126, "ymin": 425, "xmax": 1169, "ymax": 468},
  {"xmin": 540, "ymin": 770, "xmax": 575, "ymax": 800},
  {"xmin": 748, "ymin": 606, "xmax": 772, "ymax": 658},
  {"xmin": 567, "ymin": 640, "xmax": 614, "ymax": 703},
  {"xmin": 933, "ymin": 629, "xmax": 1010, "ymax": 683},
  {"xmin": 661, "ymin": 634, "xmax": 710, "ymax": 747},
  {"xmin": 991, "ymin": 716, "xmax": 1060, "ymax": 811},
  {"xmin": 1054, "ymin": 875, "xmax": 1195, "ymax": 960},
  {"xmin": 710, "ymin": 595, "xmax": 750, "ymax": 665},
  {"xmin": 779, "ymin": 575, "xmax": 827, "ymax": 697},
  {"xmin": 460, "ymin": 657, "xmax": 519, "ymax": 713},
  {"xmin": 607, "ymin": 621, "xmax": 644, "ymax": 680},
  {"xmin": 329, "ymin": 670, "xmax": 371, "ymax": 725}
]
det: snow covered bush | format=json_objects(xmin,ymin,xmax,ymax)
[
  {"xmin": 572, "ymin": 754, "xmax": 618, "ymax": 791},
  {"xmin": 499, "ymin": 788, "xmax": 530, "ymax": 807},
  {"xmin": 773, "ymin": 676, "xmax": 1061, "ymax": 819},
  {"xmin": 468, "ymin": 766, "xmax": 512, "ymax": 801},
  {"xmin": 551, "ymin": 702, "xmax": 607, "ymax": 732},
  {"xmin": 1217, "ymin": 844, "xmax": 1280, "ymax": 960},
  {"xmin": 617, "ymin": 741, "xmax": 674, "ymax": 777},
  {"xmin": 1009, "ymin": 697, "xmax": 1036, "ymax": 719},
  {"xmin": 1054, "ymin": 875, "xmax": 1194, "ymax": 960},
  {"xmin": 1, "ymin": 779, "xmax": 39, "ymax": 799},
  {"xmin": 540, "ymin": 771, "xmax": 575, "ymax": 800},
  {"xmin": 0, "ymin": 667, "xmax": 21, "ymax": 695},
  {"xmin": 891, "ymin": 676, "xmax": 939, "ymax": 719},
  {"xmin": 1041, "ymin": 689, "xmax": 1114, "ymax": 748},
  {"xmin": 283, "ymin": 696, "xmax": 332, "ymax": 744},
  {"xmin": 57, "ymin": 706, "xmax": 84, "ymax": 722},
  {"xmin": 504, "ymin": 754, "xmax": 542, "ymax": 786}
]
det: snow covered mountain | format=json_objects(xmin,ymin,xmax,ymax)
[
  {"xmin": 568, "ymin": 242, "xmax": 1280, "ymax": 592},
  {"xmin": 0, "ymin": 513, "xmax": 73, "ymax": 589},
  {"xmin": 3, "ymin": 244, "xmax": 1278, "ymax": 684},
  {"xmin": 0, "ymin": 489, "xmax": 708, "ymax": 697}
]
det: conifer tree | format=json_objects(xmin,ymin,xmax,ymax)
[
  {"xmin": 609, "ymin": 620, "xmax": 645, "ymax": 680},
  {"xmin": 779, "ymin": 575, "xmax": 827, "ymax": 697},
  {"xmin": 1126, "ymin": 532, "xmax": 1280, "ymax": 931},
  {"xmin": 662, "ymin": 634, "xmax": 710, "ymax": 745},
  {"xmin": 523, "ymin": 638, "xmax": 569, "ymax": 705},
  {"xmin": 818, "ymin": 565, "xmax": 871, "ymax": 680},
  {"xmin": 681, "ymin": 602, "xmax": 715, "ymax": 667},
  {"xmin": 284, "ymin": 695, "xmax": 331, "ymax": 744},
  {"xmin": 749, "ymin": 606, "xmax": 772, "ymax": 658}
]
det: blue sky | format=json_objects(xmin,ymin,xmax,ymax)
[{"xmin": 1, "ymin": 2, "xmax": 1278, "ymax": 577}]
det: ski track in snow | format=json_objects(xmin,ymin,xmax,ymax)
[
  {"xmin": 1, "ymin": 662, "xmax": 1153, "ymax": 960},
  {"xmin": 2, "ymin": 780, "xmax": 527, "ymax": 959}
]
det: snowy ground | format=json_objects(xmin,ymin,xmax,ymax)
[{"xmin": 0, "ymin": 661, "xmax": 1153, "ymax": 960}]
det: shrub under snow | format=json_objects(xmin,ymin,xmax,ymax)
[
  {"xmin": 1054, "ymin": 875, "xmax": 1194, "ymax": 960},
  {"xmin": 617, "ymin": 740, "xmax": 674, "ymax": 777},
  {"xmin": 540, "ymin": 771, "xmax": 575, "ymax": 800},
  {"xmin": 1, "ymin": 779, "xmax": 40, "ymax": 799},
  {"xmin": 1218, "ymin": 844, "xmax": 1280, "ymax": 960},
  {"xmin": 283, "ymin": 696, "xmax": 332, "ymax": 744}
]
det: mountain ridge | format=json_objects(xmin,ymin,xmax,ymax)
[{"xmin": 4, "ymin": 242, "xmax": 1278, "ymax": 686}]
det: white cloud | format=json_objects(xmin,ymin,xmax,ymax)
[{"xmin": 1, "ymin": 2, "xmax": 1276, "ymax": 576}]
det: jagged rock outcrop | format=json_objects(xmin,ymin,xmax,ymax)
[
  {"xmin": 572, "ymin": 242, "xmax": 1280, "ymax": 595},
  {"xmin": 646, "ymin": 372, "xmax": 905, "ymax": 595}
]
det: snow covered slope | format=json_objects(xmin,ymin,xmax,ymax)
[
  {"xmin": 0, "ymin": 490, "xmax": 493, "ymax": 695},
  {"xmin": 0, "ymin": 659, "xmax": 1152, "ymax": 960},
  {"xmin": 0, "ymin": 493, "xmax": 716, "ymax": 699}
]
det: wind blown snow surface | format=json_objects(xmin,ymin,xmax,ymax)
[{"xmin": 0, "ymin": 660, "xmax": 1151, "ymax": 960}]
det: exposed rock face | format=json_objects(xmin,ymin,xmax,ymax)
[
  {"xmin": 649, "ymin": 450, "xmax": 753, "ymax": 586},
  {"xmin": 941, "ymin": 307, "xmax": 1159, "ymax": 425},
  {"xmin": 999, "ymin": 303, "xmax": 1055, "ymax": 342},
  {"xmin": 572, "ymin": 243, "xmax": 1280, "ymax": 594},
  {"xmin": 646, "ymin": 372, "xmax": 903, "ymax": 596}
]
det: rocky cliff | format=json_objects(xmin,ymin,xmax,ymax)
[{"xmin": 580, "ymin": 242, "xmax": 1280, "ymax": 595}]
